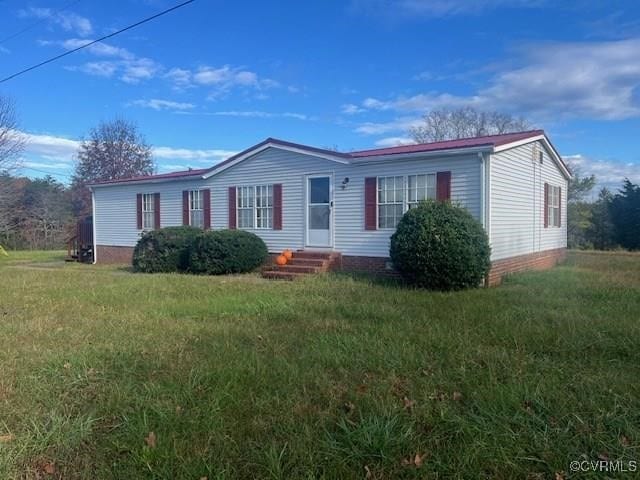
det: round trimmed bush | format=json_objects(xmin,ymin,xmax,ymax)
[
  {"xmin": 132, "ymin": 226, "xmax": 201, "ymax": 273},
  {"xmin": 187, "ymin": 229, "xmax": 268, "ymax": 275},
  {"xmin": 390, "ymin": 201, "xmax": 490, "ymax": 290}
]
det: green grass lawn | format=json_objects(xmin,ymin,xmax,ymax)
[{"xmin": 0, "ymin": 251, "xmax": 639, "ymax": 479}]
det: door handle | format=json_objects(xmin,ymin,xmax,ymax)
[{"xmin": 330, "ymin": 201, "xmax": 334, "ymax": 208}]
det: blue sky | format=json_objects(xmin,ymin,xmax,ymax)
[{"xmin": 1, "ymin": 0, "xmax": 640, "ymax": 190}]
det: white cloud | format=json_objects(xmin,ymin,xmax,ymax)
[
  {"xmin": 19, "ymin": 132, "xmax": 80, "ymax": 163},
  {"xmin": 341, "ymin": 103, "xmax": 366, "ymax": 114},
  {"xmin": 564, "ymin": 154, "xmax": 640, "ymax": 191},
  {"xmin": 351, "ymin": 38, "xmax": 640, "ymax": 137},
  {"xmin": 67, "ymin": 61, "xmax": 118, "ymax": 77},
  {"xmin": 131, "ymin": 99, "xmax": 195, "ymax": 111},
  {"xmin": 152, "ymin": 147, "xmax": 237, "ymax": 162},
  {"xmin": 20, "ymin": 7, "xmax": 92, "ymax": 36},
  {"xmin": 59, "ymin": 38, "xmax": 134, "ymax": 59},
  {"xmin": 120, "ymin": 57, "xmax": 160, "ymax": 84},
  {"xmin": 0, "ymin": 46, "xmax": 10, "ymax": 55},
  {"xmin": 166, "ymin": 65, "xmax": 280, "ymax": 97},
  {"xmin": 355, "ymin": 117, "xmax": 425, "ymax": 135},
  {"xmin": 374, "ymin": 136, "xmax": 415, "ymax": 147},
  {"xmin": 212, "ymin": 111, "xmax": 308, "ymax": 120},
  {"xmin": 352, "ymin": 0, "xmax": 546, "ymax": 18}
]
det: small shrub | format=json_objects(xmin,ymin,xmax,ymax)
[
  {"xmin": 390, "ymin": 200, "xmax": 490, "ymax": 290},
  {"xmin": 132, "ymin": 226, "xmax": 201, "ymax": 273},
  {"xmin": 188, "ymin": 229, "xmax": 268, "ymax": 275}
]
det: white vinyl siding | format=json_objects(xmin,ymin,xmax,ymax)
[
  {"xmin": 93, "ymin": 147, "xmax": 482, "ymax": 257},
  {"xmin": 490, "ymin": 140, "xmax": 568, "ymax": 261},
  {"xmin": 189, "ymin": 190, "xmax": 204, "ymax": 228},
  {"xmin": 142, "ymin": 193, "xmax": 155, "ymax": 230}
]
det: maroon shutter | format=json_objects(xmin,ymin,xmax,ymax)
[
  {"xmin": 544, "ymin": 183, "xmax": 549, "ymax": 228},
  {"xmin": 273, "ymin": 184, "xmax": 283, "ymax": 230},
  {"xmin": 436, "ymin": 171, "xmax": 451, "ymax": 201},
  {"xmin": 182, "ymin": 190, "xmax": 190, "ymax": 226},
  {"xmin": 228, "ymin": 187, "xmax": 237, "ymax": 229},
  {"xmin": 364, "ymin": 177, "xmax": 377, "ymax": 230},
  {"xmin": 203, "ymin": 189, "xmax": 211, "ymax": 230},
  {"xmin": 558, "ymin": 187, "xmax": 562, "ymax": 227},
  {"xmin": 136, "ymin": 193, "xmax": 142, "ymax": 229},
  {"xmin": 153, "ymin": 193, "xmax": 161, "ymax": 229}
]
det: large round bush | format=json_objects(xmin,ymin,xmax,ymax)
[
  {"xmin": 132, "ymin": 226, "xmax": 201, "ymax": 273},
  {"xmin": 187, "ymin": 229, "xmax": 268, "ymax": 275},
  {"xmin": 390, "ymin": 201, "xmax": 490, "ymax": 290}
]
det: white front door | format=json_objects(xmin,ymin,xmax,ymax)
[{"xmin": 306, "ymin": 175, "xmax": 332, "ymax": 247}]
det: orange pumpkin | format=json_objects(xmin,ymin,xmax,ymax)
[
  {"xmin": 283, "ymin": 249, "xmax": 293, "ymax": 260},
  {"xmin": 276, "ymin": 255, "xmax": 287, "ymax": 266}
]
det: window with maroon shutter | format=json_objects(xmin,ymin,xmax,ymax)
[
  {"xmin": 228, "ymin": 187, "xmax": 237, "ymax": 229},
  {"xmin": 273, "ymin": 184, "xmax": 282, "ymax": 230},
  {"xmin": 436, "ymin": 171, "xmax": 451, "ymax": 201},
  {"xmin": 182, "ymin": 190, "xmax": 189, "ymax": 226},
  {"xmin": 557, "ymin": 187, "xmax": 562, "ymax": 227},
  {"xmin": 544, "ymin": 183, "xmax": 549, "ymax": 228},
  {"xmin": 203, "ymin": 189, "xmax": 211, "ymax": 229},
  {"xmin": 364, "ymin": 177, "xmax": 377, "ymax": 230},
  {"xmin": 136, "ymin": 193, "xmax": 143, "ymax": 229},
  {"xmin": 153, "ymin": 193, "xmax": 161, "ymax": 229}
]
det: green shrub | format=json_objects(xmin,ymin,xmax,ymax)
[
  {"xmin": 132, "ymin": 226, "xmax": 201, "ymax": 273},
  {"xmin": 390, "ymin": 200, "xmax": 490, "ymax": 290},
  {"xmin": 188, "ymin": 229, "xmax": 268, "ymax": 275}
]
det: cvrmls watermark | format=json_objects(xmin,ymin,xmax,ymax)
[{"xmin": 570, "ymin": 460, "xmax": 637, "ymax": 473}]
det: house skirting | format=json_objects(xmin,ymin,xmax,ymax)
[
  {"xmin": 95, "ymin": 244, "xmax": 566, "ymax": 287},
  {"xmin": 486, "ymin": 248, "xmax": 566, "ymax": 286},
  {"xmin": 338, "ymin": 248, "xmax": 566, "ymax": 286},
  {"xmin": 96, "ymin": 245, "xmax": 135, "ymax": 264}
]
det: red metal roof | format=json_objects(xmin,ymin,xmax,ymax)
[
  {"xmin": 91, "ymin": 130, "xmax": 567, "ymax": 186},
  {"xmin": 349, "ymin": 130, "xmax": 545, "ymax": 158},
  {"xmin": 88, "ymin": 168, "xmax": 209, "ymax": 186}
]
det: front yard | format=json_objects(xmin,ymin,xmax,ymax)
[{"xmin": 0, "ymin": 251, "xmax": 639, "ymax": 479}]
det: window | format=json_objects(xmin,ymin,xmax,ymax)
[
  {"xmin": 237, "ymin": 185, "xmax": 273, "ymax": 229},
  {"xmin": 255, "ymin": 185, "xmax": 273, "ymax": 229},
  {"xmin": 407, "ymin": 174, "xmax": 436, "ymax": 209},
  {"xmin": 142, "ymin": 193, "xmax": 155, "ymax": 230},
  {"xmin": 378, "ymin": 176, "xmax": 404, "ymax": 229},
  {"xmin": 237, "ymin": 186, "xmax": 254, "ymax": 229},
  {"xmin": 189, "ymin": 190, "xmax": 204, "ymax": 228},
  {"xmin": 547, "ymin": 185, "xmax": 560, "ymax": 227}
]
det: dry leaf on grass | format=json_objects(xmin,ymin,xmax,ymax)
[
  {"xmin": 554, "ymin": 472, "xmax": 565, "ymax": 480},
  {"xmin": 403, "ymin": 396, "xmax": 416, "ymax": 411},
  {"xmin": 364, "ymin": 465, "xmax": 372, "ymax": 479},
  {"xmin": 43, "ymin": 462, "xmax": 56, "ymax": 475},
  {"xmin": 63, "ymin": 362, "xmax": 71, "ymax": 369},
  {"xmin": 0, "ymin": 433, "xmax": 14, "ymax": 443},
  {"xmin": 343, "ymin": 402, "xmax": 356, "ymax": 414},
  {"xmin": 452, "ymin": 391, "xmax": 463, "ymax": 401},
  {"xmin": 402, "ymin": 452, "xmax": 426, "ymax": 468},
  {"xmin": 620, "ymin": 435, "xmax": 631, "ymax": 447},
  {"xmin": 145, "ymin": 431, "xmax": 157, "ymax": 448}
]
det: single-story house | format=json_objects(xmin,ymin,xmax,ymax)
[{"xmin": 89, "ymin": 129, "xmax": 570, "ymax": 285}]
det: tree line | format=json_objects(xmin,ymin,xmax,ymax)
[{"xmin": 0, "ymin": 96, "xmax": 638, "ymax": 251}]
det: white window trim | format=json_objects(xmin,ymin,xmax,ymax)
[
  {"xmin": 142, "ymin": 193, "xmax": 155, "ymax": 231},
  {"xmin": 377, "ymin": 173, "xmax": 437, "ymax": 230},
  {"xmin": 236, "ymin": 184, "xmax": 274, "ymax": 230},
  {"xmin": 189, "ymin": 189, "xmax": 204, "ymax": 228},
  {"xmin": 547, "ymin": 185, "xmax": 560, "ymax": 228}
]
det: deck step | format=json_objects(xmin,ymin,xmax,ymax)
[
  {"xmin": 275, "ymin": 264, "xmax": 321, "ymax": 274},
  {"xmin": 292, "ymin": 251, "xmax": 335, "ymax": 260},
  {"xmin": 288, "ymin": 258, "xmax": 327, "ymax": 267},
  {"xmin": 262, "ymin": 250, "xmax": 341, "ymax": 280}
]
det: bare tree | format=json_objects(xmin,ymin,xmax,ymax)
[
  {"xmin": 71, "ymin": 118, "xmax": 154, "ymax": 216},
  {"xmin": 409, "ymin": 107, "xmax": 532, "ymax": 143},
  {"xmin": 0, "ymin": 95, "xmax": 25, "ymax": 170}
]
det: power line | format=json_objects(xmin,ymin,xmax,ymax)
[
  {"xmin": 19, "ymin": 166, "xmax": 72, "ymax": 178},
  {"xmin": 0, "ymin": 0, "xmax": 83, "ymax": 45},
  {"xmin": 0, "ymin": 0, "xmax": 196, "ymax": 84}
]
